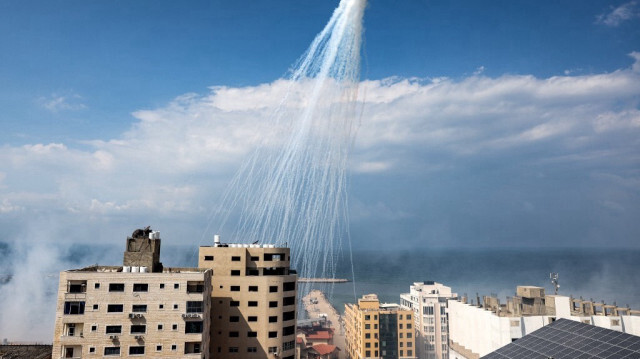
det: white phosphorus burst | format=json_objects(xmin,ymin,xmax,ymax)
[{"xmin": 210, "ymin": 0, "xmax": 366, "ymax": 304}]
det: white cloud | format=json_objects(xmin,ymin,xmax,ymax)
[
  {"xmin": 596, "ymin": 1, "xmax": 640, "ymax": 26},
  {"xmin": 38, "ymin": 92, "xmax": 87, "ymax": 112}
]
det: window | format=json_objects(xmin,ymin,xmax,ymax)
[
  {"xmin": 104, "ymin": 347, "xmax": 120, "ymax": 356},
  {"xmin": 407, "ymin": 342, "xmax": 412, "ymax": 347},
  {"xmin": 407, "ymin": 314, "xmax": 412, "ymax": 320},
  {"xmin": 185, "ymin": 321, "xmax": 203, "ymax": 334},
  {"xmin": 231, "ymin": 270, "xmax": 241, "ymax": 276},
  {"xmin": 230, "ymin": 316, "xmax": 239, "ymax": 322},
  {"xmin": 187, "ymin": 301, "xmax": 203, "ymax": 313},
  {"xmin": 133, "ymin": 283, "xmax": 148, "ymax": 292},
  {"xmin": 158, "ymin": 324, "xmax": 163, "ymax": 330},
  {"xmin": 399, "ymin": 333, "xmax": 403, "ymax": 338},
  {"xmin": 204, "ymin": 255, "xmax": 213, "ymax": 261},
  {"xmin": 232, "ymin": 256, "xmax": 241, "ymax": 261},
  {"xmin": 106, "ymin": 325, "xmax": 122, "ymax": 334},
  {"xmin": 107, "ymin": 304, "xmax": 124, "ymax": 313},
  {"xmin": 91, "ymin": 325, "xmax": 97, "ymax": 332},
  {"xmin": 159, "ymin": 304, "xmax": 164, "ymax": 309},
  {"xmin": 248, "ymin": 347, "xmax": 257, "ymax": 353},
  {"xmin": 174, "ymin": 283, "xmax": 180, "ymax": 289},
  {"xmin": 92, "ymin": 304, "xmax": 98, "ymax": 310},
  {"xmin": 365, "ymin": 315, "xmax": 370, "ymax": 320},
  {"xmin": 249, "ymin": 301, "xmax": 258, "ymax": 307},
  {"xmin": 283, "ymin": 311, "xmax": 295, "ymax": 321},
  {"xmin": 89, "ymin": 347, "xmax": 95, "ymax": 353},
  {"xmin": 173, "ymin": 304, "xmax": 179, "ymax": 310},
  {"xmin": 172, "ymin": 324, "xmax": 178, "ymax": 330},
  {"xmin": 160, "ymin": 283, "xmax": 165, "ymax": 289},
  {"xmin": 230, "ymin": 301, "xmax": 240, "ymax": 307},
  {"xmin": 365, "ymin": 324, "xmax": 370, "ymax": 329},
  {"xmin": 229, "ymin": 331, "xmax": 239, "ymax": 337},
  {"xmin": 366, "ymin": 343, "xmax": 371, "ymax": 348},
  {"xmin": 407, "ymin": 332, "xmax": 412, "ymax": 338},
  {"xmin": 269, "ymin": 331, "xmax": 277, "ymax": 338},
  {"xmin": 283, "ymin": 282, "xmax": 295, "ymax": 291},
  {"xmin": 187, "ymin": 281, "xmax": 205, "ymax": 293},
  {"xmin": 408, "ymin": 350, "xmax": 413, "ymax": 356},
  {"xmin": 132, "ymin": 304, "xmax": 147, "ymax": 312},
  {"xmin": 283, "ymin": 296, "xmax": 295, "ymax": 306},
  {"xmin": 247, "ymin": 269, "xmax": 259, "ymax": 276},
  {"xmin": 248, "ymin": 316, "xmax": 258, "ymax": 322},
  {"xmin": 230, "ymin": 286, "xmax": 240, "ymax": 292},
  {"xmin": 249, "ymin": 285, "xmax": 258, "ymax": 292},
  {"xmin": 399, "ymin": 323, "xmax": 403, "ymax": 329},
  {"xmin": 365, "ymin": 333, "xmax": 370, "ymax": 339},
  {"xmin": 366, "ymin": 350, "xmax": 371, "ymax": 357},
  {"xmin": 130, "ymin": 325, "xmax": 146, "ymax": 334},
  {"xmin": 269, "ymin": 301, "xmax": 278, "ymax": 308},
  {"xmin": 229, "ymin": 347, "xmax": 239, "ymax": 353},
  {"xmin": 109, "ymin": 283, "xmax": 124, "ymax": 292},
  {"xmin": 129, "ymin": 346, "xmax": 144, "ymax": 355},
  {"xmin": 64, "ymin": 301, "xmax": 85, "ymax": 315},
  {"xmin": 250, "ymin": 256, "xmax": 259, "ymax": 261},
  {"xmin": 156, "ymin": 345, "xmax": 162, "ymax": 351},
  {"xmin": 283, "ymin": 340, "xmax": 295, "ymax": 351},
  {"xmin": 94, "ymin": 283, "xmax": 100, "ymax": 289},
  {"xmin": 269, "ymin": 347, "xmax": 278, "ymax": 354},
  {"xmin": 270, "ymin": 286, "xmax": 278, "ymax": 293},
  {"xmin": 248, "ymin": 331, "xmax": 257, "ymax": 337},
  {"xmin": 171, "ymin": 344, "xmax": 177, "ymax": 351},
  {"xmin": 283, "ymin": 325, "xmax": 295, "ymax": 336},
  {"xmin": 269, "ymin": 316, "xmax": 278, "ymax": 323},
  {"xmin": 185, "ymin": 342, "xmax": 201, "ymax": 354},
  {"xmin": 407, "ymin": 323, "xmax": 412, "ymax": 329}
]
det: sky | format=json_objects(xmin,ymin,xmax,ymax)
[
  {"xmin": 1, "ymin": 0, "xmax": 640, "ymax": 341},
  {"xmin": 1, "ymin": 0, "xmax": 640, "ymax": 251}
]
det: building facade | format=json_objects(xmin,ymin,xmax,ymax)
[
  {"xmin": 448, "ymin": 286, "xmax": 640, "ymax": 359},
  {"xmin": 198, "ymin": 237, "xmax": 297, "ymax": 359},
  {"xmin": 400, "ymin": 281, "xmax": 457, "ymax": 359},
  {"xmin": 52, "ymin": 228, "xmax": 212, "ymax": 358},
  {"xmin": 344, "ymin": 294, "xmax": 417, "ymax": 359}
]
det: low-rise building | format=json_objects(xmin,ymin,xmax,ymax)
[
  {"xmin": 344, "ymin": 294, "xmax": 417, "ymax": 359},
  {"xmin": 448, "ymin": 285, "xmax": 640, "ymax": 359},
  {"xmin": 52, "ymin": 227, "xmax": 212, "ymax": 358}
]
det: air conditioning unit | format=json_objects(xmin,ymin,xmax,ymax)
[
  {"xmin": 128, "ymin": 313, "xmax": 135, "ymax": 319},
  {"xmin": 182, "ymin": 313, "xmax": 188, "ymax": 318},
  {"xmin": 135, "ymin": 313, "xmax": 144, "ymax": 318},
  {"xmin": 134, "ymin": 335, "xmax": 144, "ymax": 340},
  {"xmin": 109, "ymin": 335, "xmax": 118, "ymax": 340}
]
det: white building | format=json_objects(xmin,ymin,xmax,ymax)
[
  {"xmin": 448, "ymin": 286, "xmax": 640, "ymax": 359},
  {"xmin": 400, "ymin": 282, "xmax": 457, "ymax": 359}
]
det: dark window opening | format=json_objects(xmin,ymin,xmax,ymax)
[
  {"xmin": 248, "ymin": 316, "xmax": 258, "ymax": 322},
  {"xmin": 185, "ymin": 321, "xmax": 203, "ymax": 334},
  {"xmin": 283, "ymin": 296, "xmax": 295, "ymax": 306},
  {"xmin": 133, "ymin": 283, "xmax": 148, "ymax": 292},
  {"xmin": 269, "ymin": 301, "xmax": 278, "ymax": 308},
  {"xmin": 187, "ymin": 301, "xmax": 203, "ymax": 313},
  {"xmin": 230, "ymin": 286, "xmax": 240, "ymax": 291},
  {"xmin": 229, "ymin": 331, "xmax": 239, "ymax": 337},
  {"xmin": 249, "ymin": 301, "xmax": 258, "ymax": 307},
  {"xmin": 249, "ymin": 286, "xmax": 258, "ymax": 292},
  {"xmin": 248, "ymin": 331, "xmax": 257, "ymax": 337},
  {"xmin": 130, "ymin": 325, "xmax": 146, "ymax": 334},
  {"xmin": 270, "ymin": 286, "xmax": 278, "ymax": 293},
  {"xmin": 204, "ymin": 255, "xmax": 214, "ymax": 261},
  {"xmin": 232, "ymin": 256, "xmax": 241, "ymax": 261},
  {"xmin": 107, "ymin": 304, "xmax": 123, "ymax": 313},
  {"xmin": 231, "ymin": 270, "xmax": 241, "ymax": 276},
  {"xmin": 230, "ymin": 316, "xmax": 239, "ymax": 322},
  {"xmin": 105, "ymin": 325, "xmax": 121, "ymax": 334},
  {"xmin": 283, "ymin": 282, "xmax": 295, "ymax": 291},
  {"xmin": 129, "ymin": 346, "xmax": 145, "ymax": 355},
  {"xmin": 63, "ymin": 301, "xmax": 85, "ymax": 315},
  {"xmin": 104, "ymin": 347, "xmax": 120, "ymax": 356},
  {"xmin": 283, "ymin": 311, "xmax": 295, "ymax": 321},
  {"xmin": 283, "ymin": 325, "xmax": 295, "ymax": 336},
  {"xmin": 269, "ymin": 316, "xmax": 278, "ymax": 323},
  {"xmin": 132, "ymin": 304, "xmax": 147, "ymax": 312},
  {"xmin": 109, "ymin": 283, "xmax": 124, "ymax": 292}
]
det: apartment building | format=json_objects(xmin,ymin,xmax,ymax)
[
  {"xmin": 344, "ymin": 294, "xmax": 417, "ymax": 359},
  {"xmin": 198, "ymin": 236, "xmax": 297, "ymax": 359},
  {"xmin": 52, "ymin": 228, "xmax": 212, "ymax": 358},
  {"xmin": 448, "ymin": 285, "xmax": 640, "ymax": 359},
  {"xmin": 400, "ymin": 281, "xmax": 457, "ymax": 359}
]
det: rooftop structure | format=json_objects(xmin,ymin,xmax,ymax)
[
  {"xmin": 481, "ymin": 318, "xmax": 640, "ymax": 359},
  {"xmin": 448, "ymin": 285, "xmax": 640, "ymax": 359}
]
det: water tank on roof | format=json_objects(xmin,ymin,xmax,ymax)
[
  {"xmin": 140, "ymin": 266, "xmax": 148, "ymax": 273},
  {"xmin": 123, "ymin": 266, "xmax": 131, "ymax": 273},
  {"xmin": 132, "ymin": 266, "xmax": 140, "ymax": 273}
]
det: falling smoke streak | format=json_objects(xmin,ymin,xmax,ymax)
[{"xmin": 209, "ymin": 0, "xmax": 366, "ymax": 309}]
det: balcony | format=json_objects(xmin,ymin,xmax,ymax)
[{"xmin": 64, "ymin": 293, "xmax": 86, "ymax": 300}]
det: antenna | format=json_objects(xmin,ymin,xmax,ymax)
[{"xmin": 550, "ymin": 273, "xmax": 560, "ymax": 295}]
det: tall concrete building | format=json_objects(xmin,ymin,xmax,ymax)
[
  {"xmin": 52, "ymin": 228, "xmax": 212, "ymax": 358},
  {"xmin": 448, "ymin": 285, "xmax": 640, "ymax": 359},
  {"xmin": 198, "ymin": 236, "xmax": 297, "ymax": 359},
  {"xmin": 344, "ymin": 294, "xmax": 417, "ymax": 359},
  {"xmin": 400, "ymin": 281, "xmax": 457, "ymax": 359}
]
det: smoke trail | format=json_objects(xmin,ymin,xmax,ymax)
[{"xmin": 210, "ymin": 0, "xmax": 366, "ymax": 302}]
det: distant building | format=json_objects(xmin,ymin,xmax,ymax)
[
  {"xmin": 198, "ymin": 236, "xmax": 297, "ymax": 359},
  {"xmin": 448, "ymin": 285, "xmax": 640, "ymax": 359},
  {"xmin": 400, "ymin": 281, "xmax": 457, "ymax": 359},
  {"xmin": 0, "ymin": 344, "xmax": 52, "ymax": 359},
  {"xmin": 344, "ymin": 294, "xmax": 417, "ymax": 359},
  {"xmin": 52, "ymin": 227, "xmax": 212, "ymax": 358}
]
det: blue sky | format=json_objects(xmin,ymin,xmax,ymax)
[{"xmin": 1, "ymin": 0, "xmax": 640, "ymax": 251}]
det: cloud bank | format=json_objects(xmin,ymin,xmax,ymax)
[{"xmin": 1, "ymin": 53, "xmax": 640, "ymax": 341}]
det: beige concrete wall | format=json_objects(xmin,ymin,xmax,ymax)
[
  {"xmin": 199, "ymin": 245, "xmax": 297, "ymax": 359},
  {"xmin": 52, "ymin": 268, "xmax": 211, "ymax": 359}
]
